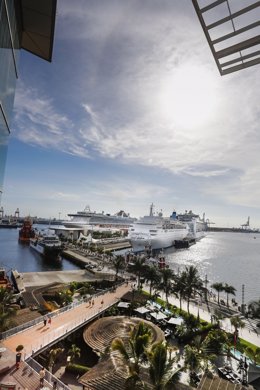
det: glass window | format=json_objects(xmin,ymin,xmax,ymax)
[
  {"xmin": 0, "ymin": 1, "xmax": 19, "ymax": 125},
  {"xmin": 0, "ymin": 108, "xmax": 9, "ymax": 195}
]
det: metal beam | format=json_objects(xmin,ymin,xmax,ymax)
[
  {"xmin": 192, "ymin": 0, "xmax": 222, "ymax": 75},
  {"xmin": 201, "ymin": 0, "xmax": 227, "ymax": 13},
  {"xmin": 220, "ymin": 50, "xmax": 260, "ymax": 67},
  {"xmin": 207, "ymin": 1, "xmax": 260, "ymax": 30},
  {"xmin": 216, "ymin": 35, "xmax": 260, "ymax": 59},
  {"xmin": 221, "ymin": 57, "xmax": 260, "ymax": 75},
  {"xmin": 212, "ymin": 21, "xmax": 260, "ymax": 44}
]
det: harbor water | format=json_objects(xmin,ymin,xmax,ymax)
[
  {"xmin": 0, "ymin": 227, "xmax": 259, "ymax": 305},
  {"xmin": 0, "ymin": 225, "xmax": 80, "ymax": 273},
  {"xmin": 165, "ymin": 231, "xmax": 260, "ymax": 305}
]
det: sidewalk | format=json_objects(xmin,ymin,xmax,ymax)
[{"xmin": 143, "ymin": 285, "xmax": 260, "ymax": 348}]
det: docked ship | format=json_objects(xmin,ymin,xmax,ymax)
[
  {"xmin": 30, "ymin": 230, "xmax": 63, "ymax": 259},
  {"xmin": 63, "ymin": 205, "xmax": 136, "ymax": 232},
  {"xmin": 177, "ymin": 210, "xmax": 207, "ymax": 240},
  {"xmin": 18, "ymin": 218, "xmax": 36, "ymax": 243},
  {"xmin": 128, "ymin": 204, "xmax": 188, "ymax": 252}
]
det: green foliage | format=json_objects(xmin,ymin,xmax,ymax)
[
  {"xmin": 203, "ymin": 329, "xmax": 228, "ymax": 355},
  {"xmin": 68, "ymin": 344, "xmax": 81, "ymax": 363},
  {"xmin": 65, "ymin": 363, "xmax": 89, "ymax": 375},
  {"xmin": 0, "ymin": 287, "xmax": 17, "ymax": 332},
  {"xmin": 148, "ymin": 342, "xmax": 181, "ymax": 390}
]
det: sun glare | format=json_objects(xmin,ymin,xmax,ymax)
[{"xmin": 157, "ymin": 64, "xmax": 219, "ymax": 130}]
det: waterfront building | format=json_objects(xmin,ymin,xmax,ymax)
[{"xmin": 0, "ymin": 0, "xmax": 57, "ymax": 202}]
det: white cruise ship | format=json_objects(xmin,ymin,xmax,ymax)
[
  {"xmin": 63, "ymin": 206, "xmax": 136, "ymax": 232},
  {"xmin": 128, "ymin": 204, "xmax": 188, "ymax": 252},
  {"xmin": 177, "ymin": 210, "xmax": 207, "ymax": 240}
]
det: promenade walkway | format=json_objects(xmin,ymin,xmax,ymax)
[
  {"xmin": 143, "ymin": 285, "xmax": 260, "ymax": 348},
  {"xmin": 2, "ymin": 283, "xmax": 131, "ymax": 359}
]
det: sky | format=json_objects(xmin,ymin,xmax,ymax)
[{"xmin": 2, "ymin": 0, "xmax": 260, "ymax": 228}]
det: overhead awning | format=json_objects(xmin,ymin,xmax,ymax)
[
  {"xmin": 117, "ymin": 301, "xmax": 130, "ymax": 308},
  {"xmin": 134, "ymin": 306, "xmax": 151, "ymax": 315},
  {"xmin": 19, "ymin": 0, "xmax": 57, "ymax": 62},
  {"xmin": 150, "ymin": 312, "xmax": 167, "ymax": 321},
  {"xmin": 167, "ymin": 317, "xmax": 184, "ymax": 326}
]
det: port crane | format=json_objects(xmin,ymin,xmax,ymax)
[{"xmin": 241, "ymin": 217, "xmax": 250, "ymax": 230}]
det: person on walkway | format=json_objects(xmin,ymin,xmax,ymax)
[
  {"xmin": 43, "ymin": 316, "xmax": 47, "ymax": 326},
  {"xmin": 39, "ymin": 367, "xmax": 45, "ymax": 387},
  {"xmin": 48, "ymin": 316, "xmax": 52, "ymax": 325},
  {"xmin": 52, "ymin": 380, "xmax": 57, "ymax": 389}
]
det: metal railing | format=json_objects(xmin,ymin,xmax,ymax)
[
  {"xmin": 0, "ymin": 282, "xmax": 124, "ymax": 340},
  {"xmin": 26, "ymin": 357, "xmax": 71, "ymax": 390}
]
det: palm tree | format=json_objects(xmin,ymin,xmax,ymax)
[
  {"xmin": 245, "ymin": 347, "xmax": 260, "ymax": 365},
  {"xmin": 111, "ymin": 321, "xmax": 152, "ymax": 375},
  {"xmin": 0, "ymin": 287, "xmax": 17, "ymax": 332},
  {"xmin": 112, "ymin": 255, "xmax": 125, "ymax": 281},
  {"xmin": 48, "ymin": 347, "xmax": 64, "ymax": 372},
  {"xmin": 144, "ymin": 266, "xmax": 161, "ymax": 297},
  {"xmin": 59, "ymin": 289, "xmax": 73, "ymax": 306},
  {"xmin": 159, "ymin": 268, "xmax": 174, "ymax": 305},
  {"xmin": 223, "ymin": 284, "xmax": 236, "ymax": 308},
  {"xmin": 230, "ymin": 315, "xmax": 245, "ymax": 335},
  {"xmin": 147, "ymin": 341, "xmax": 181, "ymax": 390},
  {"xmin": 203, "ymin": 328, "xmax": 229, "ymax": 356},
  {"xmin": 172, "ymin": 272, "xmax": 186, "ymax": 311},
  {"xmin": 211, "ymin": 282, "xmax": 224, "ymax": 305},
  {"xmin": 248, "ymin": 299, "xmax": 260, "ymax": 318},
  {"xmin": 128, "ymin": 256, "xmax": 147, "ymax": 290},
  {"xmin": 68, "ymin": 344, "xmax": 81, "ymax": 363},
  {"xmin": 182, "ymin": 266, "xmax": 203, "ymax": 314},
  {"xmin": 184, "ymin": 345, "xmax": 202, "ymax": 382}
]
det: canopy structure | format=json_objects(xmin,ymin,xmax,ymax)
[
  {"xmin": 192, "ymin": 0, "xmax": 260, "ymax": 75},
  {"xmin": 117, "ymin": 301, "xmax": 130, "ymax": 308},
  {"xmin": 150, "ymin": 312, "xmax": 168, "ymax": 321},
  {"xmin": 19, "ymin": 0, "xmax": 57, "ymax": 62},
  {"xmin": 167, "ymin": 317, "xmax": 184, "ymax": 326},
  {"xmin": 134, "ymin": 306, "xmax": 151, "ymax": 315}
]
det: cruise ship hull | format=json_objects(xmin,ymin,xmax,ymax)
[
  {"xmin": 30, "ymin": 236, "xmax": 62, "ymax": 259},
  {"xmin": 130, "ymin": 229, "xmax": 188, "ymax": 252}
]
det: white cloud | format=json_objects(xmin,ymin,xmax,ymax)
[{"xmin": 13, "ymin": 0, "xmax": 260, "ymax": 212}]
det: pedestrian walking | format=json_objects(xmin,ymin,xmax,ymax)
[
  {"xmin": 39, "ymin": 367, "xmax": 45, "ymax": 387},
  {"xmin": 43, "ymin": 316, "xmax": 47, "ymax": 326},
  {"xmin": 48, "ymin": 316, "xmax": 52, "ymax": 325},
  {"xmin": 92, "ymin": 299, "xmax": 95, "ymax": 306},
  {"xmin": 52, "ymin": 380, "xmax": 57, "ymax": 390}
]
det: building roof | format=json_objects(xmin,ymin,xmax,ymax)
[{"xmin": 19, "ymin": 0, "xmax": 57, "ymax": 62}]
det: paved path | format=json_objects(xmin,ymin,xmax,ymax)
[
  {"xmin": 2, "ymin": 283, "xmax": 131, "ymax": 359},
  {"xmin": 143, "ymin": 285, "xmax": 260, "ymax": 348}
]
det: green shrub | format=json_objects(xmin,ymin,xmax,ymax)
[{"xmin": 65, "ymin": 363, "xmax": 89, "ymax": 375}]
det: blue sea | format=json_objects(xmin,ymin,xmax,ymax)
[{"xmin": 0, "ymin": 227, "xmax": 259, "ymax": 305}]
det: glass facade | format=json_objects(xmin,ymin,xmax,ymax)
[{"xmin": 0, "ymin": 0, "xmax": 20, "ymax": 197}]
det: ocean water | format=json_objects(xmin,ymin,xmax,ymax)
[
  {"xmin": 165, "ymin": 232, "xmax": 260, "ymax": 305},
  {"xmin": 0, "ymin": 225, "xmax": 80, "ymax": 273},
  {"xmin": 0, "ymin": 228, "xmax": 259, "ymax": 305}
]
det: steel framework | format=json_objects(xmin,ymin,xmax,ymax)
[{"xmin": 192, "ymin": 0, "xmax": 260, "ymax": 75}]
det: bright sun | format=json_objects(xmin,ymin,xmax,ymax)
[{"xmin": 157, "ymin": 64, "xmax": 219, "ymax": 129}]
